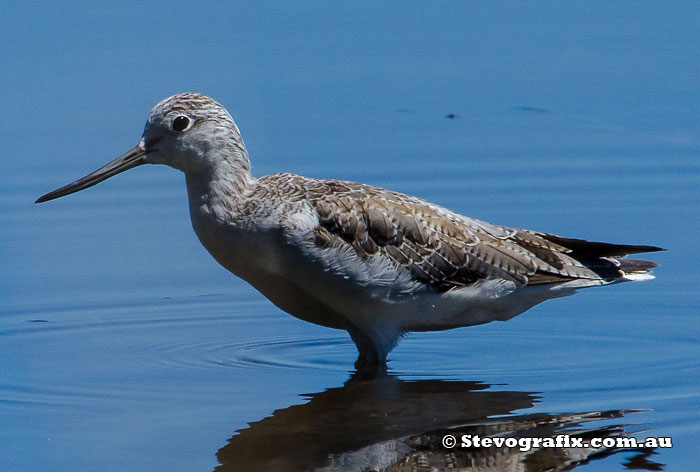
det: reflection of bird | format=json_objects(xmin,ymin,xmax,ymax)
[
  {"xmin": 36, "ymin": 93, "xmax": 663, "ymax": 367},
  {"xmin": 216, "ymin": 372, "xmax": 664, "ymax": 471}
]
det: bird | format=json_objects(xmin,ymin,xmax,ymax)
[{"xmin": 36, "ymin": 93, "xmax": 663, "ymax": 369}]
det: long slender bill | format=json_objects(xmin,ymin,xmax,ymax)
[{"xmin": 35, "ymin": 144, "xmax": 147, "ymax": 204}]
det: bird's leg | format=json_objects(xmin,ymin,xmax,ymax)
[
  {"xmin": 348, "ymin": 329, "xmax": 389, "ymax": 375},
  {"xmin": 353, "ymin": 354, "xmax": 387, "ymax": 377}
]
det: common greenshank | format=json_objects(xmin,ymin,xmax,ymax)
[{"xmin": 36, "ymin": 93, "xmax": 663, "ymax": 368}]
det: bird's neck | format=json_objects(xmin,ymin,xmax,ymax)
[{"xmin": 185, "ymin": 149, "xmax": 256, "ymax": 224}]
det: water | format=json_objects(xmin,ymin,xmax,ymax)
[{"xmin": 3, "ymin": 2, "xmax": 700, "ymax": 471}]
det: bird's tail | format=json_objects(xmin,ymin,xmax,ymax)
[
  {"xmin": 528, "ymin": 233, "xmax": 665, "ymax": 287},
  {"xmin": 617, "ymin": 258, "xmax": 659, "ymax": 282}
]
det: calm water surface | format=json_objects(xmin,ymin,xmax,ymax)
[{"xmin": 3, "ymin": 3, "xmax": 700, "ymax": 471}]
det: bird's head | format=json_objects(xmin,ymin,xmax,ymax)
[{"xmin": 36, "ymin": 93, "xmax": 248, "ymax": 204}]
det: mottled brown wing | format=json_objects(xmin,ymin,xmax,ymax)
[{"xmin": 303, "ymin": 179, "xmax": 662, "ymax": 291}]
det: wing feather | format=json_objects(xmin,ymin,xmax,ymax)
[{"xmin": 262, "ymin": 174, "xmax": 663, "ymax": 291}]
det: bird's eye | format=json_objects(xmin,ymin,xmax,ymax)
[{"xmin": 171, "ymin": 115, "xmax": 191, "ymax": 132}]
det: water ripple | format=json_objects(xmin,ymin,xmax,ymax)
[{"xmin": 3, "ymin": 294, "xmax": 698, "ymax": 426}]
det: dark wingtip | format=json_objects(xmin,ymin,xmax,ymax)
[
  {"xmin": 639, "ymin": 246, "xmax": 666, "ymax": 254},
  {"xmin": 539, "ymin": 234, "xmax": 666, "ymax": 257},
  {"xmin": 627, "ymin": 245, "xmax": 666, "ymax": 253}
]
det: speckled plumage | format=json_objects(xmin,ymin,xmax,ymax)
[{"xmin": 37, "ymin": 93, "xmax": 664, "ymax": 367}]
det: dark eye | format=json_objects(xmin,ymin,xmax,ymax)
[{"xmin": 172, "ymin": 115, "xmax": 191, "ymax": 132}]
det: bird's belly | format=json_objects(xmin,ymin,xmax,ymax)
[
  {"xmin": 190, "ymin": 215, "xmax": 574, "ymax": 335},
  {"xmin": 191, "ymin": 218, "xmax": 355, "ymax": 329},
  {"xmin": 190, "ymin": 216, "xmax": 437, "ymax": 332}
]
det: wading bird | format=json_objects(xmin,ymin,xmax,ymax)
[{"xmin": 37, "ymin": 93, "xmax": 663, "ymax": 369}]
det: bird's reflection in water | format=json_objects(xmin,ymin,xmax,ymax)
[{"xmin": 215, "ymin": 371, "xmax": 664, "ymax": 471}]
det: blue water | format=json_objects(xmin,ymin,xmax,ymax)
[{"xmin": 2, "ymin": 3, "xmax": 699, "ymax": 471}]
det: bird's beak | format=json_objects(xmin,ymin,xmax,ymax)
[{"xmin": 35, "ymin": 143, "xmax": 148, "ymax": 204}]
